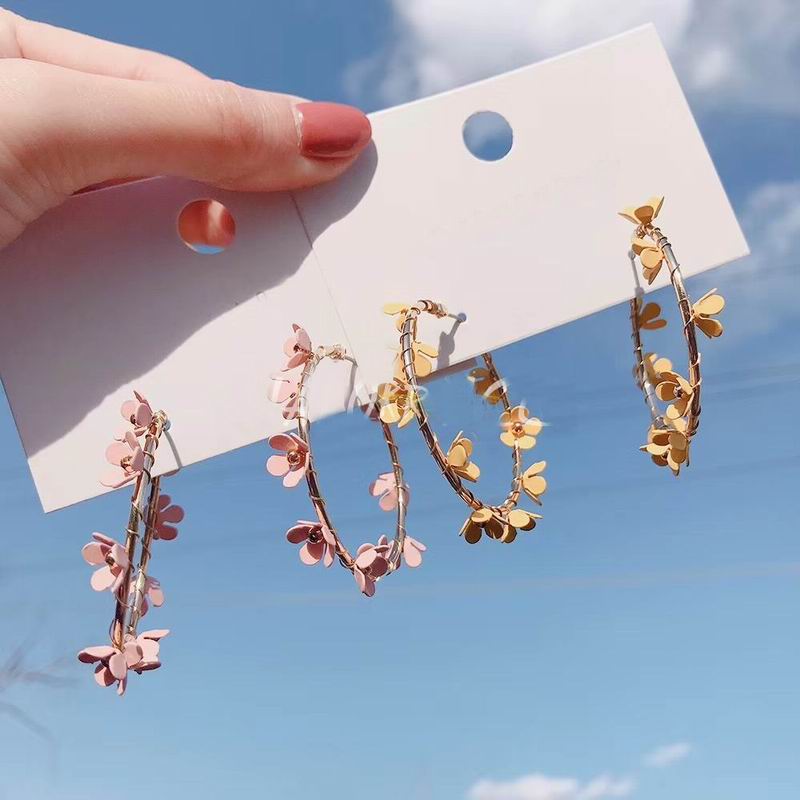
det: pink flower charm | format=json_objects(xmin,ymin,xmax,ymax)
[
  {"xmin": 266, "ymin": 433, "xmax": 309, "ymax": 488},
  {"xmin": 281, "ymin": 390, "xmax": 302, "ymax": 421},
  {"xmin": 369, "ymin": 472, "xmax": 408, "ymax": 512},
  {"xmin": 286, "ymin": 520, "xmax": 337, "ymax": 568},
  {"xmin": 131, "ymin": 576, "xmax": 165, "ymax": 617},
  {"xmin": 120, "ymin": 390, "xmax": 153, "ymax": 435},
  {"xmin": 82, "ymin": 533, "xmax": 130, "ymax": 593},
  {"xmin": 129, "ymin": 629, "xmax": 169, "ymax": 672},
  {"xmin": 269, "ymin": 371, "xmax": 302, "ymax": 420},
  {"xmin": 153, "ymin": 495, "xmax": 184, "ymax": 540},
  {"xmin": 77, "ymin": 640, "xmax": 141, "ymax": 696},
  {"xmin": 102, "ymin": 431, "xmax": 145, "ymax": 488},
  {"xmin": 353, "ymin": 539, "xmax": 391, "ymax": 597},
  {"xmin": 401, "ymin": 534, "xmax": 426, "ymax": 568},
  {"xmin": 77, "ymin": 629, "xmax": 168, "ymax": 696},
  {"xmin": 283, "ymin": 324, "xmax": 312, "ymax": 370}
]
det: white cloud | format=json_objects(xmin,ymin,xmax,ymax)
[
  {"xmin": 708, "ymin": 178, "xmax": 800, "ymax": 338},
  {"xmin": 740, "ymin": 180, "xmax": 800, "ymax": 268},
  {"xmin": 345, "ymin": 0, "xmax": 800, "ymax": 115},
  {"xmin": 468, "ymin": 773, "xmax": 636, "ymax": 800},
  {"xmin": 642, "ymin": 742, "xmax": 693, "ymax": 768}
]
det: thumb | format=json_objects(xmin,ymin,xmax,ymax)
[{"xmin": 11, "ymin": 60, "xmax": 372, "ymax": 195}]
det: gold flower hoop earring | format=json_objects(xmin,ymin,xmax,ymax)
[
  {"xmin": 267, "ymin": 324, "xmax": 425, "ymax": 597},
  {"xmin": 620, "ymin": 196, "xmax": 726, "ymax": 475},
  {"xmin": 380, "ymin": 300, "xmax": 547, "ymax": 545}
]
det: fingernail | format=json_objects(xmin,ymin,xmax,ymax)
[{"xmin": 295, "ymin": 102, "xmax": 372, "ymax": 159}]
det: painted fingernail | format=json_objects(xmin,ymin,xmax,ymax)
[{"xmin": 295, "ymin": 102, "xmax": 372, "ymax": 159}]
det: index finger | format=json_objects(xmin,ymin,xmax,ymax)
[{"xmin": 0, "ymin": 9, "xmax": 208, "ymax": 83}]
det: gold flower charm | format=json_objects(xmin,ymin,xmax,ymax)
[
  {"xmin": 692, "ymin": 289, "xmax": 725, "ymax": 339},
  {"xmin": 460, "ymin": 506, "xmax": 540, "ymax": 544},
  {"xmin": 643, "ymin": 353, "xmax": 673, "ymax": 386},
  {"xmin": 499, "ymin": 406, "xmax": 542, "ymax": 449},
  {"xmin": 631, "ymin": 237, "xmax": 665, "ymax": 284},
  {"xmin": 382, "ymin": 302, "xmax": 411, "ymax": 331},
  {"xmin": 634, "ymin": 299, "xmax": 666, "ymax": 330},
  {"xmin": 642, "ymin": 425, "xmax": 689, "ymax": 475},
  {"xmin": 393, "ymin": 341, "xmax": 438, "ymax": 380},
  {"xmin": 507, "ymin": 508, "xmax": 539, "ymax": 531},
  {"xmin": 655, "ymin": 371, "xmax": 694, "ymax": 420},
  {"xmin": 619, "ymin": 195, "xmax": 664, "ymax": 227},
  {"xmin": 620, "ymin": 196, "xmax": 667, "ymax": 284},
  {"xmin": 447, "ymin": 433, "xmax": 480, "ymax": 482},
  {"xmin": 377, "ymin": 380, "xmax": 418, "ymax": 428},
  {"xmin": 460, "ymin": 508, "xmax": 503, "ymax": 544},
  {"xmin": 521, "ymin": 461, "xmax": 547, "ymax": 505},
  {"xmin": 468, "ymin": 367, "xmax": 504, "ymax": 405}
]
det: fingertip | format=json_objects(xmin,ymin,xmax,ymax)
[{"xmin": 295, "ymin": 102, "xmax": 372, "ymax": 160}]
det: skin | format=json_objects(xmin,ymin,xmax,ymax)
[{"xmin": 0, "ymin": 9, "xmax": 371, "ymax": 249}]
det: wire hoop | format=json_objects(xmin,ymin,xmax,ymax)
[
  {"xmin": 297, "ymin": 345, "xmax": 409, "ymax": 573},
  {"xmin": 79, "ymin": 392, "xmax": 180, "ymax": 697},
  {"xmin": 110, "ymin": 411, "xmax": 169, "ymax": 648},
  {"xmin": 268, "ymin": 324, "xmax": 424, "ymax": 597},
  {"xmin": 621, "ymin": 196, "xmax": 726, "ymax": 475},
  {"xmin": 385, "ymin": 300, "xmax": 547, "ymax": 545}
]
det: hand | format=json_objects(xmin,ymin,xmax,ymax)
[{"xmin": 0, "ymin": 9, "xmax": 372, "ymax": 249}]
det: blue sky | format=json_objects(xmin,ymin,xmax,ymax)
[{"xmin": 1, "ymin": 2, "xmax": 799, "ymax": 799}]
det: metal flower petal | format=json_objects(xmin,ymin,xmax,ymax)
[
  {"xmin": 266, "ymin": 433, "xmax": 309, "ymax": 488},
  {"xmin": 153, "ymin": 494, "xmax": 184, "ymax": 541},
  {"xmin": 631, "ymin": 237, "xmax": 665, "ymax": 284},
  {"xmin": 499, "ymin": 405, "xmax": 542, "ymax": 449},
  {"xmin": 642, "ymin": 353, "xmax": 673, "ymax": 386},
  {"xmin": 521, "ymin": 460, "xmax": 547, "ymax": 505},
  {"xmin": 641, "ymin": 425, "xmax": 689, "ymax": 476},
  {"xmin": 634, "ymin": 299, "xmax": 666, "ymax": 330},
  {"xmin": 394, "ymin": 341, "xmax": 438, "ymax": 380},
  {"xmin": 377, "ymin": 380, "xmax": 418, "ymax": 428},
  {"xmin": 401, "ymin": 534, "xmax": 426, "ymax": 568},
  {"xmin": 655, "ymin": 371, "xmax": 694, "ymax": 419},
  {"xmin": 101, "ymin": 431, "xmax": 145, "ymax": 488},
  {"xmin": 618, "ymin": 195, "xmax": 664, "ymax": 226},
  {"xmin": 459, "ymin": 507, "xmax": 505, "ymax": 544},
  {"xmin": 282, "ymin": 324, "xmax": 313, "ymax": 369},
  {"xmin": 369, "ymin": 472, "xmax": 407, "ymax": 512},
  {"xmin": 120, "ymin": 390, "xmax": 153, "ymax": 434},
  {"xmin": 383, "ymin": 302, "xmax": 411, "ymax": 331},
  {"xmin": 447, "ymin": 433, "xmax": 480, "ymax": 482},
  {"xmin": 692, "ymin": 289, "xmax": 725, "ymax": 339},
  {"xmin": 286, "ymin": 520, "xmax": 336, "ymax": 568},
  {"xmin": 468, "ymin": 367, "xmax": 504, "ymax": 405}
]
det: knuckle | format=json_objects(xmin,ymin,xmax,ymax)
[
  {"xmin": 0, "ymin": 61, "xmax": 70, "ymax": 205},
  {"xmin": 205, "ymin": 80, "xmax": 288, "ymax": 180},
  {"xmin": 0, "ymin": 9, "xmax": 22, "ymax": 59}
]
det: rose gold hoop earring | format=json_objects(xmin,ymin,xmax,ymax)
[
  {"xmin": 380, "ymin": 301, "xmax": 548, "ymax": 546},
  {"xmin": 268, "ymin": 325, "xmax": 425, "ymax": 597},
  {"xmin": 77, "ymin": 392, "xmax": 183, "ymax": 696},
  {"xmin": 620, "ymin": 196, "xmax": 726, "ymax": 475}
]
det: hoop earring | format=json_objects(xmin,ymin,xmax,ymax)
[
  {"xmin": 620, "ymin": 196, "xmax": 726, "ymax": 475},
  {"xmin": 78, "ymin": 392, "xmax": 182, "ymax": 696},
  {"xmin": 381, "ymin": 301, "xmax": 547, "ymax": 545},
  {"xmin": 268, "ymin": 325, "xmax": 425, "ymax": 597}
]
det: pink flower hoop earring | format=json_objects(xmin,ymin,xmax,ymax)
[
  {"xmin": 77, "ymin": 392, "xmax": 183, "ymax": 696},
  {"xmin": 268, "ymin": 325, "xmax": 425, "ymax": 597}
]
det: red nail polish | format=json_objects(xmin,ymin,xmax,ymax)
[{"xmin": 296, "ymin": 102, "xmax": 372, "ymax": 159}]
